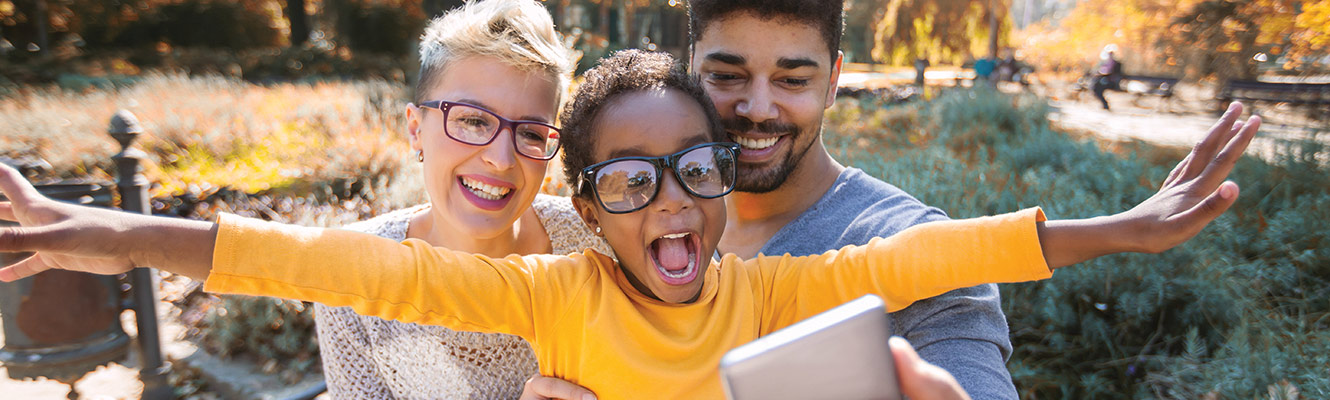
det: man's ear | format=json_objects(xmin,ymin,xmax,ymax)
[
  {"xmin": 825, "ymin": 51, "xmax": 844, "ymax": 109},
  {"xmin": 406, "ymin": 103, "xmax": 424, "ymax": 152},
  {"xmin": 571, "ymin": 196, "xmax": 602, "ymax": 235}
]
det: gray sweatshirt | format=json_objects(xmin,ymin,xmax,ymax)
[{"xmin": 758, "ymin": 168, "xmax": 1018, "ymax": 400}]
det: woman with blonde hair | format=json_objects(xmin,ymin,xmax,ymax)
[{"xmin": 312, "ymin": 1, "xmax": 609, "ymax": 398}]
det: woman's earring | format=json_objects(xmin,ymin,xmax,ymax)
[
  {"xmin": 416, "ymin": 149, "xmax": 424, "ymax": 162},
  {"xmin": 594, "ymin": 227, "xmax": 602, "ymax": 235}
]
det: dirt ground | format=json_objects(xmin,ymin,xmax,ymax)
[{"xmin": 1042, "ymin": 79, "xmax": 1327, "ymax": 163}]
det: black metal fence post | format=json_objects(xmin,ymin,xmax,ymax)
[{"xmin": 109, "ymin": 110, "xmax": 171, "ymax": 400}]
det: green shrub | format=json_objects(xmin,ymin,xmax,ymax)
[
  {"xmin": 196, "ymin": 296, "xmax": 321, "ymax": 382},
  {"xmin": 825, "ymin": 87, "xmax": 1330, "ymax": 398}
]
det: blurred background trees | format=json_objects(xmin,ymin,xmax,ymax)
[
  {"xmin": 870, "ymin": 0, "xmax": 1010, "ymax": 67},
  {"xmin": 0, "ymin": 0, "xmax": 1324, "ymax": 83},
  {"xmin": 1012, "ymin": 0, "xmax": 1329, "ymax": 80},
  {"xmin": 0, "ymin": 0, "xmax": 693, "ymax": 82}
]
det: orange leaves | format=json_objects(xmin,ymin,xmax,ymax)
[
  {"xmin": 1016, "ymin": 0, "xmax": 1327, "ymax": 78},
  {"xmin": 1288, "ymin": 0, "xmax": 1330, "ymax": 65}
]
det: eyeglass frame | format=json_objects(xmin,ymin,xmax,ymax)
[
  {"xmin": 576, "ymin": 142, "xmax": 742, "ymax": 214},
  {"xmin": 418, "ymin": 100, "xmax": 562, "ymax": 161}
]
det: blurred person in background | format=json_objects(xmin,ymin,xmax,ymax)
[
  {"xmin": 975, "ymin": 56, "xmax": 997, "ymax": 85},
  {"xmin": 915, "ymin": 57, "xmax": 930, "ymax": 87},
  {"xmin": 1092, "ymin": 45, "xmax": 1124, "ymax": 110}
]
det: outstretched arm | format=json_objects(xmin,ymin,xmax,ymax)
[
  {"xmin": 770, "ymin": 103, "xmax": 1260, "ymax": 314},
  {"xmin": 1038, "ymin": 102, "xmax": 1259, "ymax": 269},
  {"xmin": 0, "ymin": 169, "xmax": 217, "ymax": 281},
  {"xmin": 0, "ymin": 168, "xmax": 569, "ymax": 337}
]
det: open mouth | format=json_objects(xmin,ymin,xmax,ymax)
[
  {"xmin": 457, "ymin": 176, "xmax": 515, "ymax": 211},
  {"xmin": 460, "ymin": 176, "xmax": 513, "ymax": 201},
  {"xmin": 648, "ymin": 231, "xmax": 701, "ymax": 286}
]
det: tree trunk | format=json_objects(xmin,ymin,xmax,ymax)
[
  {"xmin": 624, "ymin": 2, "xmax": 636, "ymax": 48},
  {"xmin": 0, "ymin": 22, "xmax": 6, "ymax": 57},
  {"xmin": 599, "ymin": 2, "xmax": 611, "ymax": 42},
  {"xmin": 34, "ymin": 0, "xmax": 48, "ymax": 56},
  {"xmin": 552, "ymin": 0, "xmax": 566, "ymax": 27},
  {"xmin": 988, "ymin": 1, "xmax": 999, "ymax": 59},
  {"xmin": 286, "ymin": 0, "xmax": 310, "ymax": 47},
  {"xmin": 1237, "ymin": 21, "xmax": 1260, "ymax": 80},
  {"xmin": 865, "ymin": 8, "xmax": 881, "ymax": 65}
]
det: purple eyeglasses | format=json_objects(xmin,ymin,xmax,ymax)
[{"xmin": 419, "ymin": 100, "xmax": 561, "ymax": 160}]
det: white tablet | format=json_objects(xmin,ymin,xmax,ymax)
[{"xmin": 719, "ymin": 295, "xmax": 902, "ymax": 400}]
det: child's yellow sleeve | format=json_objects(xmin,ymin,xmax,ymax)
[
  {"xmin": 754, "ymin": 208, "xmax": 1051, "ymax": 330},
  {"xmin": 203, "ymin": 213, "xmax": 594, "ymax": 341}
]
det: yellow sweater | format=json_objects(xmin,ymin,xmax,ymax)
[{"xmin": 205, "ymin": 208, "xmax": 1051, "ymax": 399}]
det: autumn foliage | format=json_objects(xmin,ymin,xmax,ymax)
[{"xmin": 1014, "ymin": 0, "xmax": 1329, "ymax": 79}]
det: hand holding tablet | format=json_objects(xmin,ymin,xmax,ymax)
[{"xmin": 721, "ymin": 295, "xmax": 903, "ymax": 400}]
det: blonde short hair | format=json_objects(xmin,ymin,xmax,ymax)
[{"xmin": 415, "ymin": 0, "xmax": 575, "ymax": 103}]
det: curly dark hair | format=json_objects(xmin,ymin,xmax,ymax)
[
  {"xmin": 687, "ymin": 0, "xmax": 844, "ymax": 63},
  {"xmin": 559, "ymin": 49, "xmax": 726, "ymax": 198}
]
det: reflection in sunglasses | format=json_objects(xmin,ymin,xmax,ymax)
[{"xmin": 580, "ymin": 143, "xmax": 739, "ymax": 214}]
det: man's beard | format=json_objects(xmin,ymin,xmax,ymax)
[{"xmin": 722, "ymin": 117, "xmax": 811, "ymax": 193}]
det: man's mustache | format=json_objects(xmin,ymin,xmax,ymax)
[{"xmin": 722, "ymin": 118, "xmax": 798, "ymax": 136}]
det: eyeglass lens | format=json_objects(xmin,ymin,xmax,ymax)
[
  {"xmin": 592, "ymin": 145, "xmax": 735, "ymax": 213},
  {"xmin": 444, "ymin": 103, "xmax": 559, "ymax": 159}
]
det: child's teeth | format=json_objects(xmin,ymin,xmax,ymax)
[{"xmin": 662, "ymin": 233, "xmax": 689, "ymax": 239}]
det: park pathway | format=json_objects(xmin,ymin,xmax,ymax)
[
  {"xmin": 840, "ymin": 67, "xmax": 1326, "ymax": 163},
  {"xmin": 1048, "ymin": 97, "xmax": 1326, "ymax": 164}
]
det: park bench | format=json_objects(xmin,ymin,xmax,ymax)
[
  {"xmin": 1215, "ymin": 79, "xmax": 1330, "ymax": 119},
  {"xmin": 1122, "ymin": 75, "xmax": 1181, "ymax": 112},
  {"xmin": 1070, "ymin": 74, "xmax": 1181, "ymax": 112}
]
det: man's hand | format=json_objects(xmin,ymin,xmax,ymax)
[
  {"xmin": 890, "ymin": 336, "xmax": 971, "ymax": 400},
  {"xmin": 0, "ymin": 163, "xmax": 217, "ymax": 282},
  {"xmin": 520, "ymin": 374, "xmax": 596, "ymax": 400},
  {"xmin": 1039, "ymin": 102, "xmax": 1259, "ymax": 268}
]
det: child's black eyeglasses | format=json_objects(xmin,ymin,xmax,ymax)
[{"xmin": 577, "ymin": 143, "xmax": 740, "ymax": 214}]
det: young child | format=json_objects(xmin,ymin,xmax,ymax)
[{"xmin": 0, "ymin": 51, "xmax": 1258, "ymax": 399}]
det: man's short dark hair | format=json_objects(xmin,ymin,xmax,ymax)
[
  {"xmin": 560, "ymin": 49, "xmax": 727, "ymax": 198},
  {"xmin": 687, "ymin": 0, "xmax": 844, "ymax": 63}
]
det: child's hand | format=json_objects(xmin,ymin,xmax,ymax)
[
  {"xmin": 1114, "ymin": 102, "xmax": 1258, "ymax": 254},
  {"xmin": 0, "ymin": 163, "xmax": 138, "ymax": 281},
  {"xmin": 1039, "ymin": 102, "xmax": 1259, "ymax": 268},
  {"xmin": 0, "ymin": 163, "xmax": 219, "ymax": 282}
]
